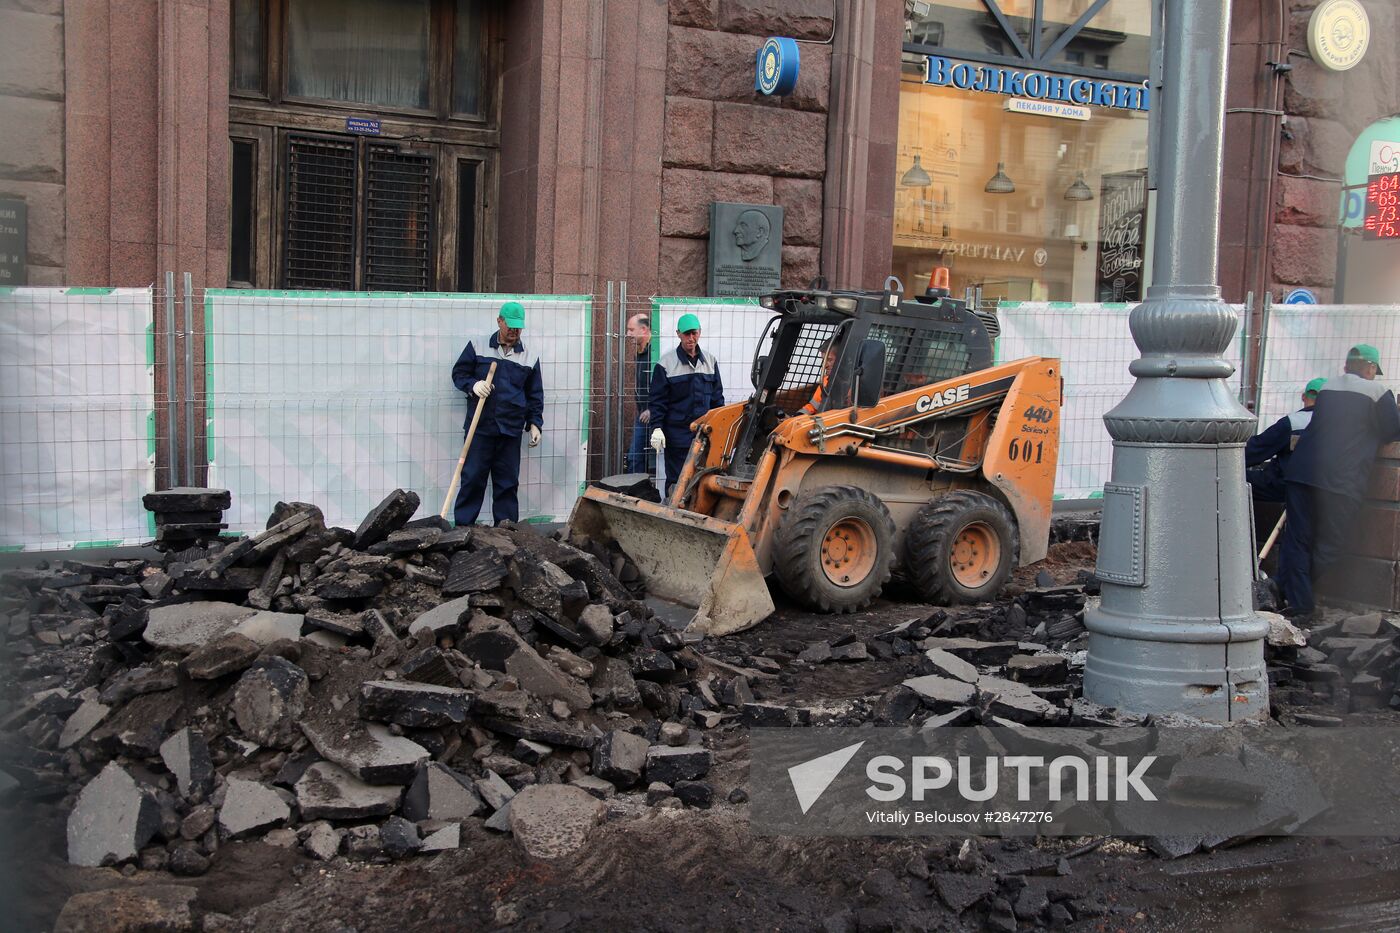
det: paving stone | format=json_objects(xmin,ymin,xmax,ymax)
[
  {"xmin": 181, "ymin": 632, "xmax": 262, "ymax": 679},
  {"xmin": 1006, "ymin": 654, "xmax": 1069, "ymax": 686},
  {"xmin": 402, "ymin": 762, "xmax": 485, "ymax": 821},
  {"xmin": 295, "ymin": 761, "xmax": 403, "ymax": 820},
  {"xmin": 66, "ymin": 762, "xmax": 160, "ymax": 866},
  {"xmin": 303, "ymin": 608, "xmax": 364, "ymax": 637},
  {"xmin": 902, "ymin": 675, "xmax": 977, "ymax": 708},
  {"xmin": 920, "ymin": 637, "xmax": 1019, "ymax": 666},
  {"xmin": 303, "ymin": 821, "xmax": 343, "ymax": 860},
  {"xmin": 443, "ymin": 547, "xmax": 510, "ymax": 596},
  {"xmin": 645, "ymin": 745, "xmax": 713, "ymax": 784},
  {"xmin": 508, "ymin": 784, "xmax": 606, "ymax": 859},
  {"xmin": 58, "ymin": 697, "xmax": 109, "ymax": 749},
  {"xmin": 592, "ymin": 730, "xmax": 649, "ymax": 788},
  {"xmin": 344, "ymin": 824, "xmax": 382, "ymax": 859},
  {"xmin": 578, "ymin": 604, "xmax": 615, "ymax": 646},
  {"xmin": 407, "ymin": 596, "xmax": 474, "ymax": 639},
  {"xmin": 380, "ymin": 815, "xmax": 422, "ymax": 858},
  {"xmin": 180, "ymin": 804, "xmax": 215, "ymax": 840},
  {"xmin": 159, "ymin": 728, "xmax": 214, "ymax": 798},
  {"xmin": 232, "ymin": 611, "xmax": 306, "ymax": 646},
  {"xmin": 52, "ymin": 884, "xmax": 197, "ymax": 933},
  {"xmin": 143, "ymin": 488, "xmax": 231, "ymax": 512},
  {"xmin": 420, "ymin": 822, "xmax": 460, "ymax": 852},
  {"xmin": 218, "ymin": 777, "xmax": 291, "ymax": 837},
  {"xmin": 359, "ymin": 680, "xmax": 472, "ymax": 728},
  {"xmin": 353, "ymin": 489, "xmax": 421, "ymax": 549},
  {"xmin": 99, "ymin": 663, "xmax": 179, "ymax": 706},
  {"xmin": 300, "ymin": 721, "xmax": 429, "ymax": 785},
  {"xmin": 475, "ymin": 769, "xmax": 517, "ymax": 811},
  {"xmin": 674, "ymin": 780, "xmax": 714, "ymax": 809},
  {"xmin": 459, "ymin": 622, "xmax": 592, "ymax": 711},
  {"xmin": 923, "ymin": 648, "xmax": 979, "ymax": 684},
  {"xmin": 231, "ymin": 657, "xmax": 309, "ymax": 748},
  {"xmin": 143, "ymin": 602, "xmax": 257, "ymax": 653}
]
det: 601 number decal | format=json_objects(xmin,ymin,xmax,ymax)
[{"xmin": 1008, "ymin": 439, "xmax": 1045, "ymax": 463}]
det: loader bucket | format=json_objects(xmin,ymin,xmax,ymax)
[{"xmin": 567, "ymin": 487, "xmax": 775, "ymax": 636}]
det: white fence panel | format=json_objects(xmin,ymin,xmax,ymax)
[
  {"xmin": 996, "ymin": 302, "xmax": 1248, "ymax": 499},
  {"xmin": 1257, "ymin": 304, "xmax": 1400, "ymax": 432},
  {"xmin": 0, "ymin": 287, "xmax": 155, "ymax": 550},
  {"xmin": 205, "ymin": 291, "xmax": 590, "ymax": 533}
]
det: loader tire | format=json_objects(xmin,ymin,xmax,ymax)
[
  {"xmin": 905, "ymin": 490, "xmax": 1018, "ymax": 605},
  {"xmin": 774, "ymin": 486, "xmax": 896, "ymax": 613}
]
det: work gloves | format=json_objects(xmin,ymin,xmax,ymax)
[
  {"xmin": 528, "ymin": 425, "xmax": 541, "ymax": 448},
  {"xmin": 472, "ymin": 380, "xmax": 493, "ymax": 399},
  {"xmin": 650, "ymin": 428, "xmax": 666, "ymax": 453}
]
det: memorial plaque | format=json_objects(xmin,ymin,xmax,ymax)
[
  {"xmin": 0, "ymin": 198, "xmax": 26, "ymax": 286},
  {"xmin": 708, "ymin": 202, "xmax": 783, "ymax": 297}
]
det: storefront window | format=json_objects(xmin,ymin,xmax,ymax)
[
  {"xmin": 894, "ymin": 61, "xmax": 1149, "ymax": 302},
  {"xmin": 896, "ymin": 0, "xmax": 1152, "ymax": 303}
]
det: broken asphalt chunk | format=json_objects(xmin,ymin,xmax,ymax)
[
  {"xmin": 66, "ymin": 762, "xmax": 160, "ymax": 866},
  {"xmin": 295, "ymin": 761, "xmax": 403, "ymax": 821},
  {"xmin": 402, "ymin": 761, "xmax": 485, "ymax": 821},
  {"xmin": 300, "ymin": 721, "xmax": 429, "ymax": 785},
  {"xmin": 358, "ymin": 680, "xmax": 471, "ymax": 728}
]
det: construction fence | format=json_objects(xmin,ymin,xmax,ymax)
[{"xmin": 1, "ymin": 281, "xmax": 1397, "ymax": 551}]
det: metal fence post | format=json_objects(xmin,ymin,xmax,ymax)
[
  {"xmin": 618, "ymin": 280, "xmax": 629, "ymax": 469},
  {"xmin": 163, "ymin": 271, "xmax": 180, "ymax": 488},
  {"xmin": 182, "ymin": 272, "xmax": 196, "ymax": 487},
  {"xmin": 603, "ymin": 281, "xmax": 614, "ymax": 477},
  {"xmin": 1082, "ymin": 0, "xmax": 1268, "ymax": 723}
]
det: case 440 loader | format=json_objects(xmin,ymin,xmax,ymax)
[{"xmin": 568, "ymin": 280, "xmax": 1062, "ymax": 636}]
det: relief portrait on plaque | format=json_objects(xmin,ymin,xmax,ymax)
[{"xmin": 708, "ymin": 202, "xmax": 784, "ymax": 297}]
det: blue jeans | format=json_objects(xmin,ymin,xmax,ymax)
[{"xmin": 625, "ymin": 419, "xmax": 656, "ymax": 474}]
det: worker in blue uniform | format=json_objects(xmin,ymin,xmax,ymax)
[
  {"xmin": 1246, "ymin": 377, "xmax": 1325, "ymax": 502},
  {"xmin": 451, "ymin": 301, "xmax": 544, "ymax": 525},
  {"xmin": 649, "ymin": 312, "xmax": 724, "ymax": 495},
  {"xmin": 1277, "ymin": 344, "xmax": 1400, "ymax": 617}
]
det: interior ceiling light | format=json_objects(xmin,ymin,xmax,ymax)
[
  {"xmin": 984, "ymin": 162, "xmax": 1015, "ymax": 194},
  {"xmin": 1064, "ymin": 171, "xmax": 1094, "ymax": 201},
  {"xmin": 900, "ymin": 154, "xmax": 932, "ymax": 188}
]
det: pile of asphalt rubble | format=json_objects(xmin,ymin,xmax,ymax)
[{"xmin": 1, "ymin": 488, "xmax": 1392, "ymax": 891}]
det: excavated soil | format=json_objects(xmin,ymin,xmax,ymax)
[{"xmin": 8, "ymin": 541, "xmax": 1400, "ymax": 933}]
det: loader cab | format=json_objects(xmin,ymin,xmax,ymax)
[{"xmin": 728, "ymin": 284, "xmax": 994, "ymax": 476}]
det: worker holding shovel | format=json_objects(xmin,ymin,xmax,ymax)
[{"xmin": 448, "ymin": 301, "xmax": 544, "ymax": 525}]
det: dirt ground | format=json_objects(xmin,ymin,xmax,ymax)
[{"xmin": 6, "ymin": 541, "xmax": 1400, "ymax": 933}]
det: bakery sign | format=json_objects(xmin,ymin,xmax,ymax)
[{"xmin": 1308, "ymin": 0, "xmax": 1370, "ymax": 72}]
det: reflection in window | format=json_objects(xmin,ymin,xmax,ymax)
[
  {"xmin": 230, "ymin": 0, "xmax": 265, "ymax": 94},
  {"xmin": 286, "ymin": 0, "xmax": 432, "ymax": 110},
  {"xmin": 453, "ymin": 1, "xmax": 485, "ymax": 116}
]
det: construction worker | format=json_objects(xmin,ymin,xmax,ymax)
[
  {"xmin": 624, "ymin": 312, "xmax": 655, "ymax": 474},
  {"xmin": 450, "ymin": 301, "xmax": 544, "ymax": 525},
  {"xmin": 1277, "ymin": 344, "xmax": 1400, "ymax": 617},
  {"xmin": 1245, "ymin": 377, "xmax": 1325, "ymax": 503},
  {"xmin": 649, "ymin": 313, "xmax": 724, "ymax": 494},
  {"xmin": 800, "ymin": 340, "xmax": 838, "ymax": 415}
]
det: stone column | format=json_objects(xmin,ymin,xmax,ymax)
[{"xmin": 1082, "ymin": 0, "xmax": 1269, "ymax": 723}]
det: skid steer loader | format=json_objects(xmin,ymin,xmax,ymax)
[{"xmin": 568, "ymin": 280, "xmax": 1061, "ymax": 636}]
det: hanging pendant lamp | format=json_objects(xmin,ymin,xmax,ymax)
[
  {"xmin": 900, "ymin": 154, "xmax": 932, "ymax": 188},
  {"xmin": 984, "ymin": 162, "xmax": 1015, "ymax": 194},
  {"xmin": 1064, "ymin": 171, "xmax": 1094, "ymax": 201}
]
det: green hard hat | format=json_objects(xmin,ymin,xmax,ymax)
[
  {"xmin": 500, "ymin": 301, "xmax": 526, "ymax": 328},
  {"xmin": 676, "ymin": 312, "xmax": 701, "ymax": 334},
  {"xmin": 1349, "ymin": 343, "xmax": 1383, "ymax": 374},
  {"xmin": 1304, "ymin": 377, "xmax": 1327, "ymax": 395}
]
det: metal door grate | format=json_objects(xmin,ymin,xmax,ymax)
[
  {"xmin": 364, "ymin": 145, "xmax": 434, "ymax": 291},
  {"xmin": 283, "ymin": 135, "xmax": 356, "ymax": 289}
]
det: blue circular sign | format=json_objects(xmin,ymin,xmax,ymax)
[
  {"xmin": 1283, "ymin": 288, "xmax": 1318, "ymax": 305},
  {"xmin": 756, "ymin": 37, "xmax": 800, "ymax": 96}
]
